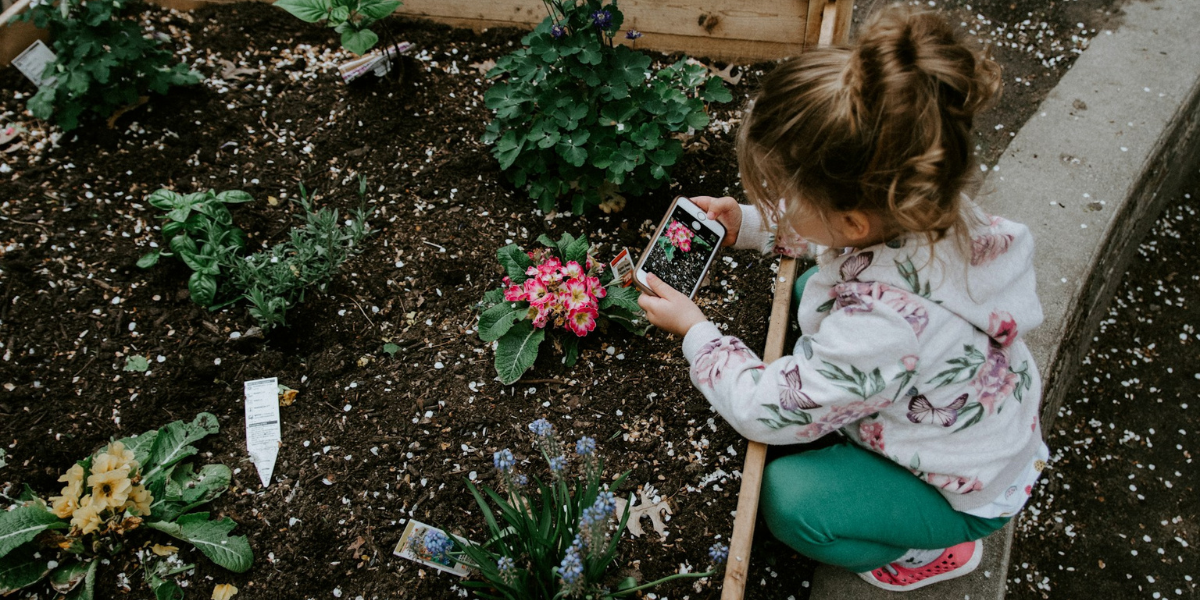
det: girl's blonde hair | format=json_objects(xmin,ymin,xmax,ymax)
[{"xmin": 737, "ymin": 5, "xmax": 1001, "ymax": 248}]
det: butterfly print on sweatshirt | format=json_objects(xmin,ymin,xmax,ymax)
[
  {"xmin": 778, "ymin": 365, "xmax": 820, "ymax": 410},
  {"xmin": 907, "ymin": 393, "xmax": 969, "ymax": 427}
]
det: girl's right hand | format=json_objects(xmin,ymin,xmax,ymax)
[{"xmin": 689, "ymin": 196, "xmax": 742, "ymax": 247}]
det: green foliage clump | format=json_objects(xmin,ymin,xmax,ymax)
[
  {"xmin": 273, "ymin": 0, "xmax": 402, "ymax": 55},
  {"xmin": 13, "ymin": 0, "xmax": 200, "ymax": 131},
  {"xmin": 481, "ymin": 0, "xmax": 732, "ymax": 214},
  {"xmin": 0, "ymin": 413, "xmax": 251, "ymax": 600},
  {"xmin": 139, "ymin": 180, "xmax": 373, "ymax": 330}
]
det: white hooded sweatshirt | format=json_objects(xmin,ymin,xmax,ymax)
[{"xmin": 681, "ymin": 204, "xmax": 1046, "ymax": 513}]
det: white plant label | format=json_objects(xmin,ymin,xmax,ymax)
[
  {"xmin": 13, "ymin": 40, "xmax": 58, "ymax": 88},
  {"xmin": 244, "ymin": 377, "xmax": 281, "ymax": 488}
]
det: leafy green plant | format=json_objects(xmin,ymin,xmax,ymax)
[
  {"xmin": 481, "ymin": 0, "xmax": 732, "ymax": 214},
  {"xmin": 478, "ymin": 232, "xmax": 646, "ymax": 384},
  {"xmin": 0, "ymin": 413, "xmax": 252, "ymax": 599},
  {"xmin": 138, "ymin": 181, "xmax": 373, "ymax": 330},
  {"xmin": 138, "ymin": 188, "xmax": 252, "ymax": 308},
  {"xmin": 455, "ymin": 419, "xmax": 725, "ymax": 599},
  {"xmin": 273, "ymin": 0, "xmax": 402, "ymax": 55},
  {"xmin": 229, "ymin": 182, "xmax": 373, "ymax": 329},
  {"xmin": 12, "ymin": 0, "xmax": 200, "ymax": 131}
]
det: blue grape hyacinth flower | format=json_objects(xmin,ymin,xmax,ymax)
[
  {"xmin": 493, "ymin": 449, "xmax": 515, "ymax": 472},
  {"xmin": 575, "ymin": 436, "xmax": 596, "ymax": 456},
  {"xmin": 529, "ymin": 419, "xmax": 554, "ymax": 437}
]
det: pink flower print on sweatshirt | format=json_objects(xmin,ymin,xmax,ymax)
[
  {"xmin": 970, "ymin": 218, "xmax": 1014, "ymax": 266},
  {"xmin": 831, "ymin": 282, "xmax": 930, "ymax": 337},
  {"xmin": 693, "ymin": 337, "xmax": 758, "ymax": 387},
  {"xmin": 973, "ymin": 345, "xmax": 1018, "ymax": 414},
  {"xmin": 795, "ymin": 399, "xmax": 888, "ymax": 441},
  {"xmin": 987, "ymin": 310, "xmax": 1019, "ymax": 348},
  {"xmin": 925, "ymin": 472, "xmax": 984, "ymax": 494},
  {"xmin": 859, "ymin": 421, "xmax": 886, "ymax": 452}
]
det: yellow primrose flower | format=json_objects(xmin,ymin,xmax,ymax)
[
  {"xmin": 71, "ymin": 496, "xmax": 103, "ymax": 535},
  {"xmin": 212, "ymin": 583, "xmax": 238, "ymax": 600},
  {"xmin": 92, "ymin": 441, "xmax": 137, "ymax": 475},
  {"xmin": 50, "ymin": 464, "xmax": 86, "ymax": 518},
  {"xmin": 123, "ymin": 485, "xmax": 153, "ymax": 516},
  {"xmin": 87, "ymin": 469, "xmax": 133, "ymax": 509}
]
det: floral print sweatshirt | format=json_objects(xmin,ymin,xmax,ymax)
[{"xmin": 681, "ymin": 204, "xmax": 1045, "ymax": 512}]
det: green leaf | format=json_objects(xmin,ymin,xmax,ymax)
[
  {"xmin": 685, "ymin": 107, "xmax": 709, "ymax": 130},
  {"xmin": 496, "ymin": 245, "xmax": 533, "ymax": 283},
  {"xmin": 114, "ymin": 430, "xmax": 160, "ymax": 473},
  {"xmin": 382, "ymin": 343, "xmax": 400, "ymax": 356},
  {"xmin": 124, "ymin": 355, "xmax": 150, "ymax": 372},
  {"xmin": 563, "ymin": 335, "xmax": 580, "ymax": 366},
  {"xmin": 60, "ymin": 560, "xmax": 96, "ymax": 600},
  {"xmin": 702, "ymin": 76, "xmax": 733, "ymax": 103},
  {"xmin": 563, "ymin": 235, "xmax": 589, "ymax": 265},
  {"xmin": 341, "ymin": 27, "xmax": 379, "ymax": 55},
  {"xmin": 146, "ymin": 513, "xmax": 253, "ymax": 573},
  {"xmin": 215, "ymin": 190, "xmax": 253, "ymax": 204},
  {"xmin": 274, "ymin": 0, "xmax": 329, "ymax": 23},
  {"xmin": 137, "ymin": 249, "xmax": 161, "ymax": 269},
  {"xmin": 49, "ymin": 561, "xmax": 91, "ymax": 594},
  {"xmin": 356, "ymin": 0, "xmax": 401, "ymax": 20},
  {"xmin": 188, "ymin": 271, "xmax": 217, "ymax": 307},
  {"xmin": 140, "ymin": 413, "xmax": 220, "ymax": 487},
  {"xmin": 151, "ymin": 463, "xmax": 233, "ymax": 522},
  {"xmin": 0, "ymin": 543, "xmax": 53, "ymax": 595},
  {"xmin": 494, "ymin": 130, "xmax": 525, "ymax": 170},
  {"xmin": 147, "ymin": 189, "xmax": 182, "ymax": 210},
  {"xmin": 599, "ymin": 285, "xmax": 640, "ymax": 313},
  {"xmin": 478, "ymin": 301, "xmax": 525, "ymax": 343},
  {"xmin": 494, "ymin": 320, "xmax": 545, "ymax": 385},
  {"xmin": 0, "ymin": 505, "xmax": 66, "ymax": 558}
]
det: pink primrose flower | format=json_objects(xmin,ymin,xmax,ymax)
[
  {"xmin": 586, "ymin": 276, "xmax": 606, "ymax": 299},
  {"xmin": 537, "ymin": 258, "xmax": 563, "ymax": 281},
  {"xmin": 562, "ymin": 278, "xmax": 592, "ymax": 311},
  {"xmin": 504, "ymin": 284, "xmax": 527, "ymax": 301},
  {"xmin": 566, "ymin": 306, "xmax": 598, "ymax": 337},
  {"xmin": 562, "ymin": 261, "xmax": 584, "ymax": 279},
  {"xmin": 987, "ymin": 311, "xmax": 1019, "ymax": 348},
  {"xmin": 532, "ymin": 304, "xmax": 553, "ymax": 329},
  {"xmin": 666, "ymin": 221, "xmax": 694, "ymax": 252},
  {"xmin": 524, "ymin": 278, "xmax": 551, "ymax": 305}
]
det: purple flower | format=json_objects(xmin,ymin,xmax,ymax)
[
  {"xmin": 591, "ymin": 9, "xmax": 612, "ymax": 29},
  {"xmin": 529, "ymin": 419, "xmax": 554, "ymax": 437},
  {"xmin": 709, "ymin": 542, "xmax": 729, "ymax": 563},
  {"xmin": 493, "ymin": 449, "xmax": 515, "ymax": 472},
  {"xmin": 625, "ymin": 30, "xmax": 642, "ymax": 40},
  {"xmin": 551, "ymin": 24, "xmax": 567, "ymax": 38},
  {"xmin": 423, "ymin": 529, "xmax": 453, "ymax": 562},
  {"xmin": 575, "ymin": 436, "xmax": 596, "ymax": 456}
]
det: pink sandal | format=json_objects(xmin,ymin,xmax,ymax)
[{"xmin": 857, "ymin": 540, "xmax": 982, "ymax": 592}]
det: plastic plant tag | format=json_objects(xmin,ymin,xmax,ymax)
[
  {"xmin": 337, "ymin": 42, "xmax": 414, "ymax": 84},
  {"xmin": 394, "ymin": 519, "xmax": 470, "ymax": 576},
  {"xmin": 609, "ymin": 247, "xmax": 635, "ymax": 287},
  {"xmin": 12, "ymin": 40, "xmax": 58, "ymax": 88},
  {"xmin": 243, "ymin": 377, "xmax": 281, "ymax": 488}
]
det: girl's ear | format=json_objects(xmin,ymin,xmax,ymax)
[{"xmin": 838, "ymin": 210, "xmax": 875, "ymax": 245}]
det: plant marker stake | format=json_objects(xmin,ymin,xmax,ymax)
[
  {"xmin": 721, "ymin": 5, "xmax": 850, "ymax": 597},
  {"xmin": 244, "ymin": 377, "xmax": 281, "ymax": 488}
]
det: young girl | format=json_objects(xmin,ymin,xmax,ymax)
[{"xmin": 638, "ymin": 6, "xmax": 1047, "ymax": 592}]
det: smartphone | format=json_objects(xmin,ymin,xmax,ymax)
[{"xmin": 635, "ymin": 196, "xmax": 725, "ymax": 299}]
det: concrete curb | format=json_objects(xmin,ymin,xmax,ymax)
[{"xmin": 808, "ymin": 0, "xmax": 1200, "ymax": 598}]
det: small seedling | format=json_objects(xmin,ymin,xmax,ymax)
[
  {"xmin": 382, "ymin": 342, "xmax": 400, "ymax": 357},
  {"xmin": 123, "ymin": 355, "xmax": 150, "ymax": 372}
]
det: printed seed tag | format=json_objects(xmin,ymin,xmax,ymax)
[
  {"xmin": 394, "ymin": 519, "xmax": 470, "ymax": 576},
  {"xmin": 244, "ymin": 377, "xmax": 281, "ymax": 488},
  {"xmin": 12, "ymin": 40, "xmax": 57, "ymax": 88},
  {"xmin": 610, "ymin": 247, "xmax": 635, "ymax": 287}
]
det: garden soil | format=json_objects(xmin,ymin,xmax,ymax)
[{"xmin": 0, "ymin": 1, "xmax": 1130, "ymax": 598}]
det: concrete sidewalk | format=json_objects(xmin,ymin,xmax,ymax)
[{"xmin": 809, "ymin": 0, "xmax": 1200, "ymax": 598}]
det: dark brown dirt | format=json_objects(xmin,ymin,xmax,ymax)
[{"xmin": 0, "ymin": 0, "xmax": 1131, "ymax": 599}]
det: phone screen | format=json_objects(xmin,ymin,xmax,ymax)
[{"xmin": 641, "ymin": 204, "xmax": 722, "ymax": 296}]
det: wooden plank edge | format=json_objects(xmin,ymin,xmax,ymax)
[
  {"xmin": 720, "ymin": 1, "xmax": 852, "ymax": 596},
  {"xmin": 719, "ymin": 257, "xmax": 799, "ymax": 599}
]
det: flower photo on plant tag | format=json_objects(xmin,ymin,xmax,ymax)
[{"xmin": 394, "ymin": 520, "xmax": 470, "ymax": 576}]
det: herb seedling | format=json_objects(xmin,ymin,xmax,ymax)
[{"xmin": 274, "ymin": 0, "xmax": 403, "ymax": 56}]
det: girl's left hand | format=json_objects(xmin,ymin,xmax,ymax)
[{"xmin": 637, "ymin": 273, "xmax": 708, "ymax": 337}]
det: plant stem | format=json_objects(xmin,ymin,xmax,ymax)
[{"xmin": 604, "ymin": 569, "xmax": 718, "ymax": 597}]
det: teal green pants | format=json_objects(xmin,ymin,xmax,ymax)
[{"xmin": 767, "ymin": 266, "xmax": 1008, "ymax": 572}]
